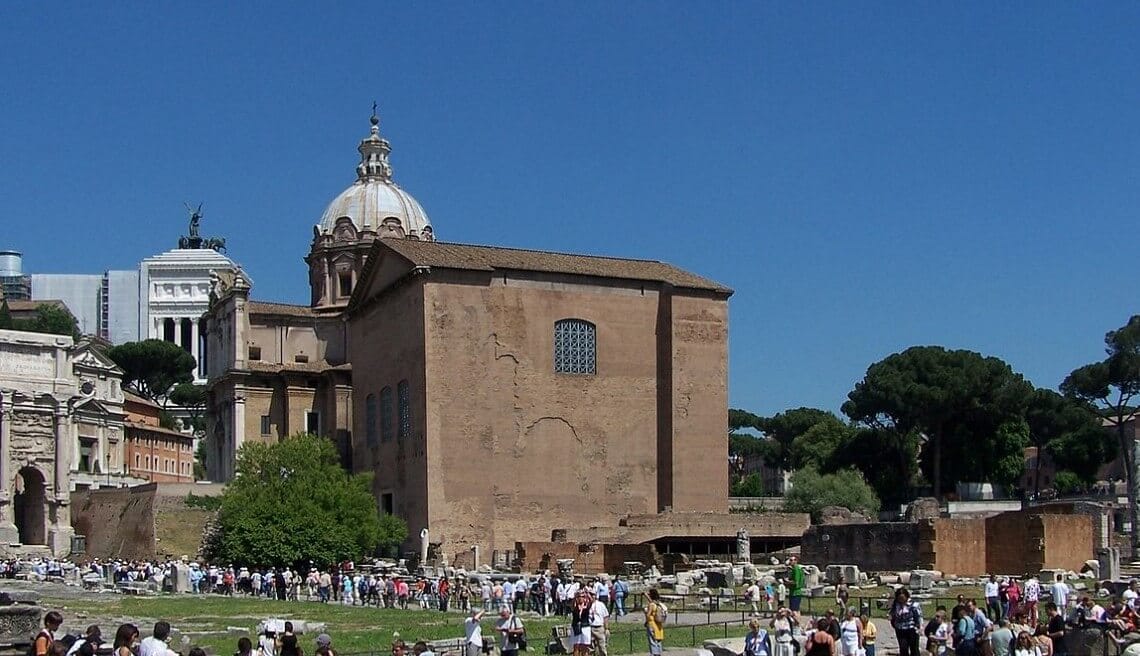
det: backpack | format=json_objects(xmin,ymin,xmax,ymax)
[{"xmin": 654, "ymin": 601, "xmax": 668, "ymax": 625}]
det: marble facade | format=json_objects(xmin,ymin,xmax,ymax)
[{"xmin": 0, "ymin": 328, "xmax": 143, "ymax": 556}]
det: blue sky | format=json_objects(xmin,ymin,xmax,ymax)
[{"xmin": 3, "ymin": 3, "xmax": 1138, "ymax": 415}]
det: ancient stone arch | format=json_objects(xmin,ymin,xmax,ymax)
[{"xmin": 13, "ymin": 465, "xmax": 47, "ymax": 546}]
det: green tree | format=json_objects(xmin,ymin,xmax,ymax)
[
  {"xmin": 1026, "ymin": 389, "xmax": 1114, "ymax": 492},
  {"xmin": 205, "ymin": 433, "xmax": 402, "ymax": 567},
  {"xmin": 169, "ymin": 382, "xmax": 208, "ymax": 434},
  {"xmin": 754, "ymin": 407, "xmax": 838, "ymax": 472},
  {"xmin": 730, "ymin": 473, "xmax": 765, "ymax": 497},
  {"xmin": 783, "ymin": 466, "xmax": 881, "ymax": 522},
  {"xmin": 1053, "ymin": 471, "xmax": 1084, "ymax": 496},
  {"xmin": 14, "ymin": 304, "xmax": 80, "ymax": 338},
  {"xmin": 107, "ymin": 339, "xmax": 196, "ymax": 402},
  {"xmin": 842, "ymin": 346, "xmax": 1034, "ymax": 499},
  {"xmin": 789, "ymin": 414, "xmax": 853, "ymax": 471},
  {"xmin": 1061, "ymin": 315, "xmax": 1140, "ymax": 558},
  {"xmin": 0, "ymin": 300, "xmax": 12, "ymax": 330},
  {"xmin": 830, "ymin": 427, "xmax": 919, "ymax": 507},
  {"xmin": 728, "ymin": 408, "xmax": 767, "ymax": 484}
]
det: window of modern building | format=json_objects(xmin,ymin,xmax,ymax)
[
  {"xmin": 380, "ymin": 386, "xmax": 394, "ymax": 441},
  {"xmin": 365, "ymin": 394, "xmax": 378, "ymax": 447},
  {"xmin": 306, "ymin": 411, "xmax": 320, "ymax": 435},
  {"xmin": 180, "ymin": 318, "xmax": 193, "ymax": 353},
  {"xmin": 397, "ymin": 380, "xmax": 410, "ymax": 439},
  {"xmin": 554, "ymin": 319, "xmax": 597, "ymax": 375},
  {"xmin": 248, "ymin": 346, "xmax": 262, "ymax": 361},
  {"xmin": 260, "ymin": 415, "xmax": 271, "ymax": 436}
]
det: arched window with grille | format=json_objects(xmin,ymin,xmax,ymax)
[
  {"xmin": 365, "ymin": 393, "xmax": 378, "ymax": 447},
  {"xmin": 397, "ymin": 380, "xmax": 411, "ymax": 438},
  {"xmin": 380, "ymin": 386, "xmax": 394, "ymax": 442},
  {"xmin": 554, "ymin": 319, "xmax": 596, "ymax": 375}
]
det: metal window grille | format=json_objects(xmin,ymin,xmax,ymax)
[
  {"xmin": 365, "ymin": 394, "xmax": 378, "ymax": 447},
  {"xmin": 380, "ymin": 386, "xmax": 394, "ymax": 442},
  {"xmin": 554, "ymin": 319, "xmax": 596, "ymax": 375},
  {"xmin": 397, "ymin": 380, "xmax": 411, "ymax": 438}
]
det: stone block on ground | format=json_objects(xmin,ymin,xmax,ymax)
[
  {"xmin": 909, "ymin": 570, "xmax": 937, "ymax": 591},
  {"xmin": 824, "ymin": 565, "xmax": 861, "ymax": 585}
]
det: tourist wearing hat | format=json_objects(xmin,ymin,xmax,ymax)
[{"xmin": 315, "ymin": 634, "xmax": 336, "ymax": 656}]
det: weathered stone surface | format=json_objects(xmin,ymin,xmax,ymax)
[
  {"xmin": 818, "ymin": 506, "xmax": 871, "ymax": 525},
  {"xmin": 824, "ymin": 564, "xmax": 861, "ymax": 584},
  {"xmin": 1063, "ymin": 627, "xmax": 1118, "ymax": 656},
  {"xmin": 909, "ymin": 570, "xmax": 937, "ymax": 591},
  {"xmin": 905, "ymin": 498, "xmax": 941, "ymax": 522}
]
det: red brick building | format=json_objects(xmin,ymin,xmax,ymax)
[{"xmin": 123, "ymin": 393, "xmax": 195, "ymax": 483}]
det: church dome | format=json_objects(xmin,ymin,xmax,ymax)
[{"xmin": 315, "ymin": 114, "xmax": 434, "ymax": 241}]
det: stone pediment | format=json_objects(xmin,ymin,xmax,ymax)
[
  {"xmin": 72, "ymin": 396, "xmax": 116, "ymax": 416},
  {"xmin": 71, "ymin": 342, "xmax": 123, "ymax": 376}
]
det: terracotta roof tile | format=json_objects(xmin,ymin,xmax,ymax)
[
  {"xmin": 246, "ymin": 301, "xmax": 317, "ymax": 317},
  {"xmin": 381, "ymin": 239, "xmax": 732, "ymax": 295}
]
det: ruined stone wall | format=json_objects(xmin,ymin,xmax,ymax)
[
  {"xmin": 71, "ymin": 484, "xmax": 219, "ymax": 560},
  {"xmin": 1033, "ymin": 501, "xmax": 1111, "ymax": 551},
  {"xmin": 71, "ymin": 484, "xmax": 158, "ymax": 560},
  {"xmin": 515, "ymin": 541, "xmax": 658, "ymax": 574},
  {"xmin": 801, "ymin": 523, "xmax": 920, "ymax": 571},
  {"xmin": 920, "ymin": 519, "xmax": 986, "ymax": 576},
  {"xmin": 1040, "ymin": 514, "xmax": 1093, "ymax": 571},
  {"xmin": 806, "ymin": 513, "xmax": 1094, "ymax": 575},
  {"xmin": 985, "ymin": 513, "xmax": 1038, "ymax": 575}
]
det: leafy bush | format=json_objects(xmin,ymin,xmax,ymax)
[
  {"xmin": 203, "ymin": 433, "xmax": 405, "ymax": 568},
  {"xmin": 1052, "ymin": 471, "xmax": 1084, "ymax": 495},
  {"xmin": 730, "ymin": 473, "xmax": 765, "ymax": 497},
  {"xmin": 784, "ymin": 466, "xmax": 881, "ymax": 521}
]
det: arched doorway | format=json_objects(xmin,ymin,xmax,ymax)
[{"xmin": 13, "ymin": 467, "xmax": 46, "ymax": 545}]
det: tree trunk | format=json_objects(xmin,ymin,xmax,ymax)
[
  {"xmin": 933, "ymin": 427, "xmax": 942, "ymax": 500},
  {"xmin": 1127, "ymin": 427, "xmax": 1140, "ymax": 560}
]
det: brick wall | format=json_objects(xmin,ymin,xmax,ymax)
[
  {"xmin": 1040, "ymin": 514, "xmax": 1093, "ymax": 571},
  {"xmin": 804, "ymin": 513, "xmax": 1095, "ymax": 575},
  {"xmin": 920, "ymin": 519, "xmax": 986, "ymax": 576},
  {"xmin": 515, "ymin": 541, "xmax": 658, "ymax": 574}
]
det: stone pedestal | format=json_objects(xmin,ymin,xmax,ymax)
[
  {"xmin": 0, "ymin": 590, "xmax": 43, "ymax": 656},
  {"xmin": 1097, "ymin": 547, "xmax": 1121, "ymax": 582}
]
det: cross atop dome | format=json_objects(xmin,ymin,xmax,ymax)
[{"xmin": 356, "ymin": 104, "xmax": 393, "ymax": 182}]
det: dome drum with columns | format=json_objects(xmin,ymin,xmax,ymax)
[{"xmin": 306, "ymin": 112, "xmax": 434, "ymax": 310}]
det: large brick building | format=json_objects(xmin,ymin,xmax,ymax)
[{"xmin": 202, "ymin": 114, "xmax": 733, "ymax": 562}]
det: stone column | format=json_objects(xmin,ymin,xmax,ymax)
[
  {"xmin": 49, "ymin": 408, "xmax": 75, "ymax": 556},
  {"xmin": 0, "ymin": 394, "xmax": 19, "ymax": 543},
  {"xmin": 231, "ymin": 394, "xmax": 246, "ymax": 480}
]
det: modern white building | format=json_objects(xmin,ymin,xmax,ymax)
[
  {"xmin": 139, "ymin": 246, "xmax": 238, "ymax": 382},
  {"xmin": 19, "ymin": 211, "xmax": 238, "ymax": 383}
]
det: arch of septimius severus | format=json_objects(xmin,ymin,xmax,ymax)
[{"xmin": 0, "ymin": 328, "xmax": 128, "ymax": 556}]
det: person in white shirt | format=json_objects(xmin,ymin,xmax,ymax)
[
  {"xmin": 501, "ymin": 580, "xmax": 515, "ymax": 610},
  {"xmin": 482, "ymin": 581, "xmax": 494, "ymax": 611},
  {"xmin": 1122, "ymin": 581, "xmax": 1139, "ymax": 611},
  {"xmin": 589, "ymin": 591, "xmax": 611, "ymax": 656},
  {"xmin": 1049, "ymin": 579, "xmax": 1069, "ymax": 611},
  {"xmin": 746, "ymin": 583, "xmax": 762, "ymax": 615},
  {"xmin": 138, "ymin": 622, "xmax": 178, "ymax": 656},
  {"xmin": 465, "ymin": 610, "xmax": 486, "ymax": 656},
  {"xmin": 985, "ymin": 575, "xmax": 1002, "ymax": 621}
]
